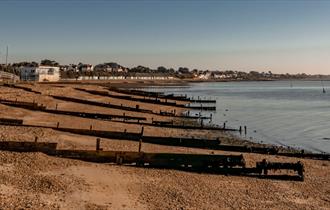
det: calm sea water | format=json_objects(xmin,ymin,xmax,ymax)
[{"xmin": 146, "ymin": 80, "xmax": 330, "ymax": 153}]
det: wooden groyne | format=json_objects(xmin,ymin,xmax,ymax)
[
  {"xmin": 0, "ymin": 99, "xmax": 147, "ymax": 122},
  {"xmin": 3, "ymin": 84, "xmax": 42, "ymax": 94},
  {"xmin": 75, "ymin": 88, "xmax": 217, "ymax": 110},
  {"xmin": 0, "ymin": 118, "xmax": 328, "ymax": 161},
  {"xmin": 75, "ymin": 88, "xmax": 184, "ymax": 107},
  {"xmin": 0, "ymin": 99, "xmax": 233, "ymax": 131},
  {"xmin": 107, "ymin": 87, "xmax": 217, "ymax": 103},
  {"xmin": 186, "ymin": 103, "xmax": 217, "ymax": 111},
  {"xmin": 51, "ymin": 95, "xmax": 154, "ymax": 113},
  {"xmin": 0, "ymin": 141, "xmax": 304, "ymax": 181},
  {"xmin": 0, "ymin": 118, "xmax": 23, "ymax": 125},
  {"xmin": 0, "ymin": 99, "xmax": 46, "ymax": 110},
  {"xmin": 50, "ymin": 95, "xmax": 211, "ymax": 120}
]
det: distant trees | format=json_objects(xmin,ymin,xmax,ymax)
[
  {"xmin": 129, "ymin": 65, "xmax": 152, "ymax": 73},
  {"xmin": 178, "ymin": 67, "xmax": 189, "ymax": 74},
  {"xmin": 41, "ymin": 59, "xmax": 59, "ymax": 66},
  {"xmin": 157, "ymin": 66, "xmax": 167, "ymax": 73},
  {"xmin": 156, "ymin": 66, "xmax": 175, "ymax": 74}
]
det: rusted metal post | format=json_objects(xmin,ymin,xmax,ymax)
[
  {"xmin": 138, "ymin": 127, "xmax": 144, "ymax": 153},
  {"xmin": 34, "ymin": 136, "xmax": 38, "ymax": 142},
  {"xmin": 96, "ymin": 138, "xmax": 101, "ymax": 151},
  {"xmin": 55, "ymin": 103, "xmax": 58, "ymax": 110},
  {"xmin": 123, "ymin": 113, "xmax": 126, "ymax": 122},
  {"xmin": 56, "ymin": 122, "xmax": 59, "ymax": 128},
  {"xmin": 90, "ymin": 125, "xmax": 93, "ymax": 130}
]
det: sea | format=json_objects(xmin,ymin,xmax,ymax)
[{"xmin": 145, "ymin": 80, "xmax": 330, "ymax": 153}]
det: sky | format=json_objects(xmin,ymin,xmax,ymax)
[{"xmin": 0, "ymin": 0, "xmax": 330, "ymax": 74}]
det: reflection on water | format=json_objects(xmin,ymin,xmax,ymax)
[{"xmin": 146, "ymin": 80, "xmax": 330, "ymax": 153}]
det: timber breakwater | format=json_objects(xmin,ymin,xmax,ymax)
[{"xmin": 0, "ymin": 140, "xmax": 305, "ymax": 181}]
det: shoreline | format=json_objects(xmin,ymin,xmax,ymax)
[{"xmin": 40, "ymin": 79, "xmax": 328, "ymax": 154}]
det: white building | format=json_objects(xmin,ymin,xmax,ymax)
[
  {"xmin": 78, "ymin": 64, "xmax": 93, "ymax": 72},
  {"xmin": 20, "ymin": 66, "xmax": 60, "ymax": 82}
]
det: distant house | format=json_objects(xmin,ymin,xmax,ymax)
[
  {"xmin": 78, "ymin": 64, "xmax": 93, "ymax": 72},
  {"xmin": 20, "ymin": 65, "xmax": 60, "ymax": 82},
  {"xmin": 94, "ymin": 62, "xmax": 127, "ymax": 73},
  {"xmin": 94, "ymin": 64, "xmax": 112, "ymax": 72}
]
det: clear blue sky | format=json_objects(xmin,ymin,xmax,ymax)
[{"xmin": 1, "ymin": 0, "xmax": 330, "ymax": 74}]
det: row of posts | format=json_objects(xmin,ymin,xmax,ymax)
[{"xmin": 94, "ymin": 126, "xmax": 144, "ymax": 153}]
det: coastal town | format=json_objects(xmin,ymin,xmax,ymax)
[{"xmin": 0, "ymin": 60, "xmax": 329, "ymax": 83}]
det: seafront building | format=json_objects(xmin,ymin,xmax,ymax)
[{"xmin": 20, "ymin": 65, "xmax": 60, "ymax": 82}]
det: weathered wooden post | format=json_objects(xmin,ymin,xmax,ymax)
[
  {"xmin": 55, "ymin": 103, "xmax": 58, "ymax": 110},
  {"xmin": 34, "ymin": 136, "xmax": 38, "ymax": 143},
  {"xmin": 223, "ymin": 122, "xmax": 226, "ymax": 129},
  {"xmin": 244, "ymin": 126, "xmax": 247, "ymax": 135},
  {"xmin": 138, "ymin": 127, "xmax": 144, "ymax": 153},
  {"xmin": 123, "ymin": 113, "xmax": 126, "ymax": 122},
  {"xmin": 239, "ymin": 126, "xmax": 242, "ymax": 134},
  {"xmin": 96, "ymin": 138, "xmax": 101, "ymax": 151},
  {"xmin": 56, "ymin": 122, "xmax": 60, "ymax": 128},
  {"xmin": 90, "ymin": 125, "xmax": 93, "ymax": 130}
]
